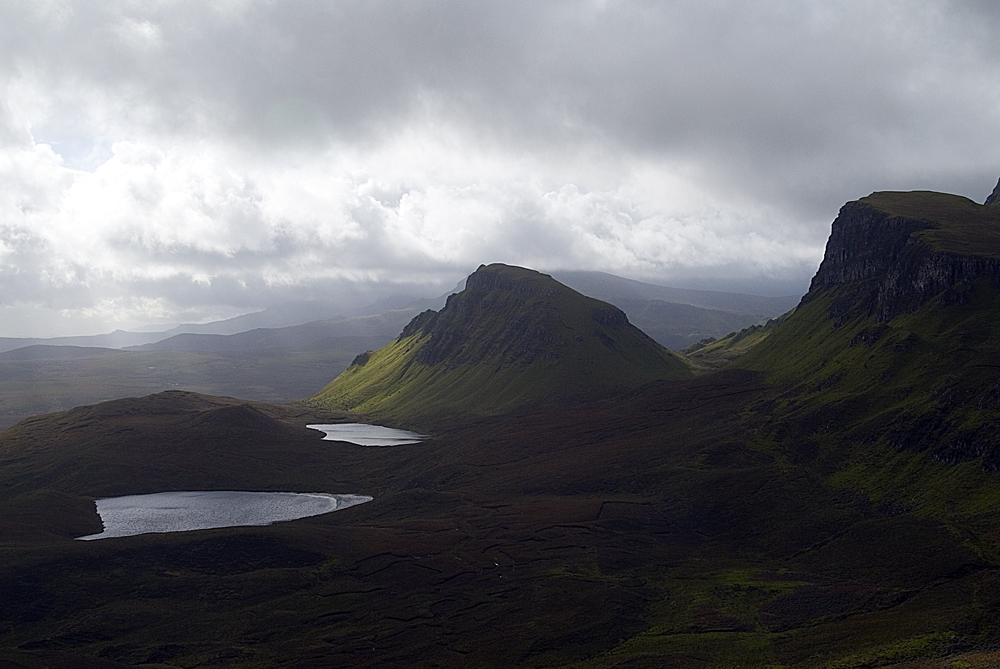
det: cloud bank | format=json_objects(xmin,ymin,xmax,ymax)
[{"xmin": 1, "ymin": 1, "xmax": 999, "ymax": 336}]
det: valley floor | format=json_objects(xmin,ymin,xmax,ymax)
[{"xmin": 2, "ymin": 372, "xmax": 999, "ymax": 668}]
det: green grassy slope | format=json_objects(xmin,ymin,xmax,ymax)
[
  {"xmin": 732, "ymin": 191, "xmax": 1000, "ymax": 558},
  {"xmin": 607, "ymin": 297, "xmax": 775, "ymax": 350},
  {"xmin": 683, "ymin": 311, "xmax": 792, "ymax": 371},
  {"xmin": 310, "ymin": 264, "xmax": 693, "ymax": 426}
]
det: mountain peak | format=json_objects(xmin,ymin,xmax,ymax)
[
  {"xmin": 987, "ymin": 177, "xmax": 1000, "ymax": 206},
  {"xmin": 399, "ymin": 264, "xmax": 630, "ymax": 368},
  {"xmin": 806, "ymin": 191, "xmax": 1000, "ymax": 324},
  {"xmin": 739, "ymin": 188, "xmax": 1000, "ymax": 470},
  {"xmin": 311, "ymin": 263, "xmax": 692, "ymax": 425}
]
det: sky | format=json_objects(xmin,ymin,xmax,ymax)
[{"xmin": 1, "ymin": 1, "xmax": 999, "ymax": 337}]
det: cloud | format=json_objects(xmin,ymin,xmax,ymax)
[{"xmin": 0, "ymin": 1, "xmax": 998, "ymax": 335}]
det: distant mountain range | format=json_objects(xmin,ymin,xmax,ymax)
[
  {"xmin": 0, "ymin": 271, "xmax": 801, "ymax": 429},
  {"xmin": 551, "ymin": 270, "xmax": 798, "ymax": 314},
  {"xmin": 0, "ymin": 292, "xmax": 453, "ymax": 354},
  {"xmin": 0, "ymin": 274, "xmax": 797, "ymax": 356}
]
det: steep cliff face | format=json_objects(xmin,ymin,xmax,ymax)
[
  {"xmin": 739, "ymin": 189, "xmax": 1000, "ymax": 471},
  {"xmin": 806, "ymin": 192, "xmax": 1000, "ymax": 324},
  {"xmin": 986, "ymin": 177, "xmax": 1000, "ymax": 206}
]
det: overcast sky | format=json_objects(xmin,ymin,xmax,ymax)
[{"xmin": 2, "ymin": 1, "xmax": 999, "ymax": 337}]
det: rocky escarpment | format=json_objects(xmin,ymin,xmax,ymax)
[
  {"xmin": 739, "ymin": 188, "xmax": 1000, "ymax": 472},
  {"xmin": 804, "ymin": 192, "xmax": 1000, "ymax": 324}
]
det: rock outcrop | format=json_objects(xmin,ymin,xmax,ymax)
[
  {"xmin": 740, "ymin": 189, "xmax": 1000, "ymax": 471},
  {"xmin": 986, "ymin": 177, "xmax": 1000, "ymax": 206},
  {"xmin": 804, "ymin": 192, "xmax": 1000, "ymax": 324}
]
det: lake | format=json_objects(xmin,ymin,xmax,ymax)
[
  {"xmin": 74, "ymin": 422, "xmax": 419, "ymax": 540},
  {"xmin": 307, "ymin": 422, "xmax": 427, "ymax": 446},
  {"xmin": 76, "ymin": 491, "xmax": 372, "ymax": 541}
]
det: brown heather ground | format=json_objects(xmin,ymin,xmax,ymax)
[{"xmin": 0, "ymin": 374, "xmax": 997, "ymax": 668}]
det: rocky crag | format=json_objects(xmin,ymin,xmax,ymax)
[
  {"xmin": 740, "ymin": 188, "xmax": 1000, "ymax": 471},
  {"xmin": 986, "ymin": 176, "xmax": 1000, "ymax": 206},
  {"xmin": 808, "ymin": 191, "xmax": 1000, "ymax": 325}
]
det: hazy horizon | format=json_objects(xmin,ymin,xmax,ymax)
[
  {"xmin": 2, "ymin": 2, "xmax": 999, "ymax": 337},
  {"xmin": 0, "ymin": 266, "xmax": 806, "ymax": 341}
]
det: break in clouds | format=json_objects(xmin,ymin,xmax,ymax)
[{"xmin": 2, "ymin": 1, "xmax": 1000, "ymax": 336}]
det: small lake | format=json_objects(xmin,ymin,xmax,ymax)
[
  {"xmin": 307, "ymin": 423, "xmax": 427, "ymax": 446},
  {"xmin": 76, "ymin": 491, "xmax": 372, "ymax": 541}
]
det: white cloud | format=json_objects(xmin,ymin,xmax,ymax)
[
  {"xmin": 0, "ymin": 0, "xmax": 998, "ymax": 335},
  {"xmin": 113, "ymin": 17, "xmax": 163, "ymax": 51},
  {"xmin": 0, "ymin": 121, "xmax": 823, "ymax": 334}
]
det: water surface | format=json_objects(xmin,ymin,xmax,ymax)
[
  {"xmin": 76, "ymin": 491, "xmax": 372, "ymax": 541},
  {"xmin": 307, "ymin": 423, "xmax": 427, "ymax": 446}
]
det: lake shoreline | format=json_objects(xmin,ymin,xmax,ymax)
[{"xmin": 76, "ymin": 491, "xmax": 373, "ymax": 541}]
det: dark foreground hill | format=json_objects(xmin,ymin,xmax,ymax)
[
  {"xmin": 311, "ymin": 264, "xmax": 693, "ymax": 426},
  {"xmin": 4, "ymin": 190, "xmax": 1000, "ymax": 668},
  {"xmin": 3, "ymin": 376, "xmax": 999, "ymax": 668},
  {"xmin": 0, "ymin": 392, "xmax": 357, "ymax": 539}
]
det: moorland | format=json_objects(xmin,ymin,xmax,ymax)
[{"xmin": 1, "ymin": 189, "xmax": 1000, "ymax": 668}]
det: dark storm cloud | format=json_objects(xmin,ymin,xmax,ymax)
[{"xmin": 11, "ymin": 2, "xmax": 997, "ymax": 205}]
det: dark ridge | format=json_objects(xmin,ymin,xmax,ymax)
[
  {"xmin": 182, "ymin": 403, "xmax": 291, "ymax": 436},
  {"xmin": 0, "ymin": 345, "xmax": 122, "ymax": 361},
  {"xmin": 398, "ymin": 309, "xmax": 437, "ymax": 340},
  {"xmin": 399, "ymin": 265, "xmax": 644, "ymax": 370},
  {"xmin": 399, "ymin": 265, "xmax": 635, "ymax": 369},
  {"xmin": 987, "ymin": 176, "xmax": 1000, "ymax": 206},
  {"xmin": 805, "ymin": 195, "xmax": 1000, "ymax": 324},
  {"xmin": 60, "ymin": 390, "xmax": 230, "ymax": 421},
  {"xmin": 464, "ymin": 264, "xmax": 554, "ymax": 296}
]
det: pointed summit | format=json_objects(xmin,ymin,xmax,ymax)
[
  {"xmin": 311, "ymin": 264, "xmax": 692, "ymax": 425},
  {"xmin": 986, "ymin": 177, "xmax": 1000, "ymax": 206}
]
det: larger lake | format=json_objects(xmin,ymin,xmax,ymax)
[{"xmin": 76, "ymin": 491, "xmax": 372, "ymax": 541}]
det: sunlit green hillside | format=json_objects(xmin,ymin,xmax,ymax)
[{"xmin": 311, "ymin": 264, "xmax": 693, "ymax": 426}]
